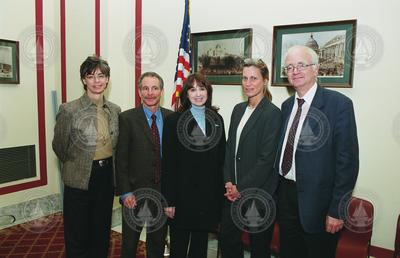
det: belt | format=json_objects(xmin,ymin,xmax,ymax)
[
  {"xmin": 93, "ymin": 157, "xmax": 112, "ymax": 167},
  {"xmin": 280, "ymin": 176, "xmax": 296, "ymax": 185}
]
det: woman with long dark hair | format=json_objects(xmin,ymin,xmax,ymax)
[{"xmin": 162, "ymin": 73, "xmax": 225, "ymax": 258}]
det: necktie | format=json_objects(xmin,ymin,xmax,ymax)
[
  {"xmin": 281, "ymin": 98, "xmax": 305, "ymax": 176},
  {"xmin": 151, "ymin": 114, "xmax": 161, "ymax": 184}
]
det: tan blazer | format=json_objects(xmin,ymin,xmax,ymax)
[{"xmin": 52, "ymin": 93, "xmax": 121, "ymax": 190}]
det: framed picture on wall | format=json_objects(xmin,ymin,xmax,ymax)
[
  {"xmin": 271, "ymin": 19, "xmax": 357, "ymax": 88},
  {"xmin": 191, "ymin": 28, "xmax": 252, "ymax": 85},
  {"xmin": 0, "ymin": 39, "xmax": 20, "ymax": 84}
]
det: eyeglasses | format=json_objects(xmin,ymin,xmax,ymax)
[
  {"xmin": 283, "ymin": 63, "xmax": 315, "ymax": 73},
  {"xmin": 85, "ymin": 74, "xmax": 107, "ymax": 81}
]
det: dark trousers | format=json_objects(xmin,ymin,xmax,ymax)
[
  {"xmin": 169, "ymin": 227, "xmax": 209, "ymax": 258},
  {"xmin": 121, "ymin": 212, "xmax": 167, "ymax": 258},
  {"xmin": 63, "ymin": 159, "xmax": 114, "ymax": 258},
  {"xmin": 219, "ymin": 202, "xmax": 273, "ymax": 258},
  {"xmin": 277, "ymin": 178, "xmax": 339, "ymax": 258}
]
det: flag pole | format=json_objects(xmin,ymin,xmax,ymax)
[{"xmin": 172, "ymin": 0, "xmax": 191, "ymax": 111}]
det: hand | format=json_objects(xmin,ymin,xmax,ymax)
[
  {"xmin": 229, "ymin": 185, "xmax": 241, "ymax": 201},
  {"xmin": 225, "ymin": 182, "xmax": 233, "ymax": 194},
  {"xmin": 224, "ymin": 182, "xmax": 234, "ymax": 200},
  {"xmin": 224, "ymin": 182, "xmax": 240, "ymax": 202},
  {"xmin": 164, "ymin": 207, "xmax": 175, "ymax": 219},
  {"xmin": 325, "ymin": 216, "xmax": 344, "ymax": 234},
  {"xmin": 123, "ymin": 195, "xmax": 137, "ymax": 209}
]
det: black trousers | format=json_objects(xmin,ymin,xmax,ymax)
[
  {"xmin": 63, "ymin": 158, "xmax": 114, "ymax": 258},
  {"xmin": 219, "ymin": 202, "xmax": 274, "ymax": 258},
  {"xmin": 121, "ymin": 210, "xmax": 167, "ymax": 258},
  {"xmin": 169, "ymin": 227, "xmax": 209, "ymax": 258},
  {"xmin": 277, "ymin": 177, "xmax": 339, "ymax": 258}
]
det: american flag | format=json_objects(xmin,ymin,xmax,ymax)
[{"xmin": 171, "ymin": 0, "xmax": 191, "ymax": 110}]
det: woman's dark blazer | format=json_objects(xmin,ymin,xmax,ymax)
[
  {"xmin": 223, "ymin": 97, "xmax": 282, "ymax": 196},
  {"xmin": 162, "ymin": 109, "xmax": 226, "ymax": 231}
]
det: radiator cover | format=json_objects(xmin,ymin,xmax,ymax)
[{"xmin": 0, "ymin": 145, "xmax": 36, "ymax": 184}]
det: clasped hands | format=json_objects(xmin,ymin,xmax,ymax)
[
  {"xmin": 162, "ymin": 182, "xmax": 241, "ymax": 219},
  {"xmin": 224, "ymin": 182, "xmax": 240, "ymax": 202}
]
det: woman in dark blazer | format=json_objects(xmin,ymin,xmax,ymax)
[
  {"xmin": 162, "ymin": 73, "xmax": 225, "ymax": 258},
  {"xmin": 220, "ymin": 59, "xmax": 282, "ymax": 258}
]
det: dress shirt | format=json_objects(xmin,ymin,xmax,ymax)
[
  {"xmin": 234, "ymin": 105, "xmax": 255, "ymax": 184},
  {"xmin": 143, "ymin": 106, "xmax": 163, "ymax": 153},
  {"xmin": 279, "ymin": 83, "xmax": 317, "ymax": 181}
]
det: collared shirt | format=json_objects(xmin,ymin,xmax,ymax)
[
  {"xmin": 279, "ymin": 83, "xmax": 318, "ymax": 181},
  {"xmin": 142, "ymin": 106, "xmax": 163, "ymax": 155}
]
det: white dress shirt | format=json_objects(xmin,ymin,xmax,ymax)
[
  {"xmin": 279, "ymin": 83, "xmax": 318, "ymax": 181},
  {"xmin": 234, "ymin": 105, "xmax": 255, "ymax": 183}
]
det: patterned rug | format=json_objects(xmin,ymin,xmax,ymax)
[{"xmin": 0, "ymin": 212, "xmax": 146, "ymax": 258}]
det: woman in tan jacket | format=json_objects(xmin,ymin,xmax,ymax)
[{"xmin": 52, "ymin": 55, "xmax": 120, "ymax": 258}]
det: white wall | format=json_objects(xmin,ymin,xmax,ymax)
[
  {"xmin": 101, "ymin": 0, "xmax": 136, "ymax": 110},
  {"xmin": 0, "ymin": 0, "xmax": 399, "ymax": 251},
  {"xmin": 142, "ymin": 0, "xmax": 400, "ymax": 250},
  {"xmin": 0, "ymin": 0, "xmax": 60, "ymax": 205},
  {"xmin": 65, "ymin": 0, "xmax": 95, "ymax": 100}
]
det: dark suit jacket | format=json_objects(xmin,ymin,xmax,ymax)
[
  {"xmin": 276, "ymin": 86, "xmax": 359, "ymax": 233},
  {"xmin": 162, "ymin": 110, "xmax": 226, "ymax": 231},
  {"xmin": 224, "ymin": 97, "xmax": 282, "ymax": 196},
  {"xmin": 115, "ymin": 105, "xmax": 173, "ymax": 195}
]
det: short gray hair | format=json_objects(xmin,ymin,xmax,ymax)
[
  {"xmin": 138, "ymin": 72, "xmax": 164, "ymax": 90},
  {"xmin": 285, "ymin": 45, "xmax": 319, "ymax": 66}
]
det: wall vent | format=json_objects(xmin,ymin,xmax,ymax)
[{"xmin": 0, "ymin": 145, "xmax": 36, "ymax": 184}]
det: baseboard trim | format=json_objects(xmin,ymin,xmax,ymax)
[
  {"xmin": 0, "ymin": 193, "xmax": 61, "ymax": 230},
  {"xmin": 1, "ymin": 194, "xmax": 122, "ymax": 230},
  {"xmin": 370, "ymin": 245, "xmax": 394, "ymax": 258}
]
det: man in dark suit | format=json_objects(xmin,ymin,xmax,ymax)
[
  {"xmin": 276, "ymin": 45, "xmax": 359, "ymax": 258},
  {"xmin": 115, "ymin": 72, "xmax": 173, "ymax": 258}
]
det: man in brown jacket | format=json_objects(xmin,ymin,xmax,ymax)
[{"xmin": 115, "ymin": 72, "xmax": 172, "ymax": 258}]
